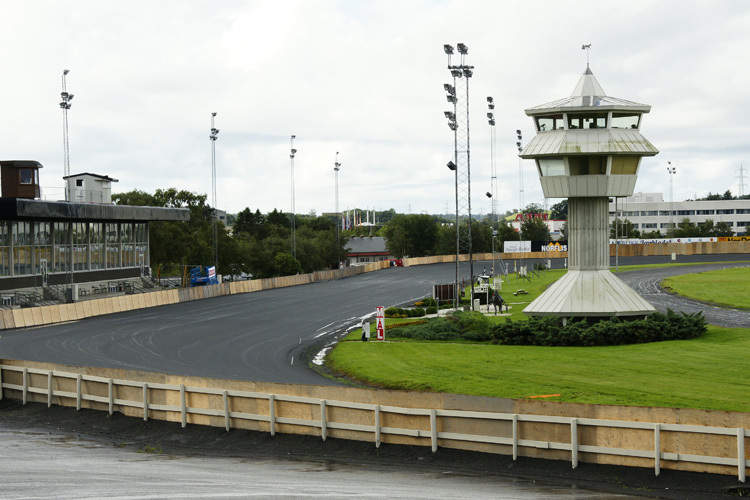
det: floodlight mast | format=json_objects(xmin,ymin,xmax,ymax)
[
  {"xmin": 487, "ymin": 96, "xmax": 498, "ymax": 280},
  {"xmin": 60, "ymin": 69, "xmax": 74, "ymax": 202},
  {"xmin": 59, "ymin": 69, "xmax": 75, "ymax": 301},
  {"xmin": 667, "ymin": 162, "xmax": 677, "ymax": 237},
  {"xmin": 210, "ymin": 112, "xmax": 219, "ymax": 270},
  {"xmin": 443, "ymin": 43, "xmax": 474, "ymax": 310},
  {"xmin": 334, "ymin": 152, "xmax": 341, "ymax": 266},
  {"xmin": 290, "ymin": 135, "xmax": 297, "ymax": 259}
]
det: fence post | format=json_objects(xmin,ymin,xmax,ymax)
[
  {"xmin": 223, "ymin": 390, "xmax": 230, "ymax": 432},
  {"xmin": 375, "ymin": 405, "xmax": 381, "ymax": 448},
  {"xmin": 430, "ymin": 409, "xmax": 437, "ymax": 453},
  {"xmin": 47, "ymin": 371, "xmax": 53, "ymax": 408},
  {"xmin": 268, "ymin": 394, "xmax": 276, "ymax": 436},
  {"xmin": 76, "ymin": 375, "xmax": 82, "ymax": 411},
  {"xmin": 512, "ymin": 414, "xmax": 518, "ymax": 460},
  {"xmin": 320, "ymin": 400, "xmax": 327, "ymax": 441},
  {"xmin": 571, "ymin": 418, "xmax": 578, "ymax": 469},
  {"xmin": 22, "ymin": 368, "xmax": 28, "ymax": 405},
  {"xmin": 739, "ymin": 428, "xmax": 746, "ymax": 483},
  {"xmin": 180, "ymin": 384, "xmax": 187, "ymax": 428},
  {"xmin": 142, "ymin": 383, "xmax": 148, "ymax": 422},
  {"xmin": 654, "ymin": 423, "xmax": 661, "ymax": 476},
  {"xmin": 0, "ymin": 364, "xmax": 4, "ymax": 401},
  {"xmin": 108, "ymin": 379, "xmax": 113, "ymax": 416}
]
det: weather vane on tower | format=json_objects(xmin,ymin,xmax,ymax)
[{"xmin": 581, "ymin": 43, "xmax": 592, "ymax": 68}]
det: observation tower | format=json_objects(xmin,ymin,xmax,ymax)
[{"xmin": 520, "ymin": 64, "xmax": 658, "ymax": 319}]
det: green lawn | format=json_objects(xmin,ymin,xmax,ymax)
[
  {"xmin": 329, "ymin": 327, "xmax": 750, "ymax": 412},
  {"xmin": 662, "ymin": 266, "xmax": 750, "ymax": 310},
  {"xmin": 328, "ymin": 263, "xmax": 750, "ymax": 412}
]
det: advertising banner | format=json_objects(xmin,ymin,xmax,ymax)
[{"xmin": 503, "ymin": 240, "xmax": 531, "ymax": 253}]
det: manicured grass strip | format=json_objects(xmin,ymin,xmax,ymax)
[
  {"xmin": 662, "ymin": 267, "xmax": 750, "ymax": 310},
  {"xmin": 328, "ymin": 326, "xmax": 750, "ymax": 412}
]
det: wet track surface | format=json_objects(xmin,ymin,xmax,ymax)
[
  {"xmin": 0, "ymin": 256, "xmax": 748, "ymax": 385},
  {"xmin": 1, "ymin": 256, "xmax": 747, "ymax": 499},
  {"xmin": 618, "ymin": 262, "xmax": 750, "ymax": 328}
]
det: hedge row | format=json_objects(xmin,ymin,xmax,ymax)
[
  {"xmin": 384, "ymin": 307, "xmax": 426, "ymax": 318},
  {"xmin": 383, "ymin": 309, "xmax": 707, "ymax": 347},
  {"xmin": 386, "ymin": 311, "xmax": 492, "ymax": 341},
  {"xmin": 490, "ymin": 309, "xmax": 707, "ymax": 347}
]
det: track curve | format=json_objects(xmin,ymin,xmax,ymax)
[
  {"xmin": 0, "ymin": 257, "xmax": 748, "ymax": 387},
  {"xmin": 618, "ymin": 263, "xmax": 750, "ymax": 328}
]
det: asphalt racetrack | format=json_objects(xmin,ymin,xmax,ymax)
[{"xmin": 0, "ymin": 255, "xmax": 748, "ymax": 386}]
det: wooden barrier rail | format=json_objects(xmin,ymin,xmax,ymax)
[{"xmin": 0, "ymin": 363, "xmax": 747, "ymax": 481}]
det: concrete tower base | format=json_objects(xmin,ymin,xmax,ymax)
[
  {"xmin": 524, "ymin": 269, "xmax": 656, "ymax": 318},
  {"xmin": 525, "ymin": 197, "xmax": 655, "ymax": 319}
]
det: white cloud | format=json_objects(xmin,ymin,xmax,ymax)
[{"xmin": 2, "ymin": 0, "xmax": 749, "ymax": 215}]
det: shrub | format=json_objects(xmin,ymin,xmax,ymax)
[
  {"xmin": 491, "ymin": 310, "xmax": 706, "ymax": 347},
  {"xmin": 385, "ymin": 320, "xmax": 428, "ymax": 330},
  {"xmin": 426, "ymin": 305, "xmax": 438, "ymax": 315}
]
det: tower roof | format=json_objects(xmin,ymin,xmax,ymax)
[{"xmin": 525, "ymin": 66, "xmax": 651, "ymax": 115}]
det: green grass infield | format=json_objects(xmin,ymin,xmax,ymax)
[
  {"xmin": 328, "ymin": 262, "xmax": 750, "ymax": 412},
  {"xmin": 662, "ymin": 266, "xmax": 750, "ymax": 310}
]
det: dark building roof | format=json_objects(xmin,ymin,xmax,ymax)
[
  {"xmin": 0, "ymin": 160, "xmax": 43, "ymax": 168},
  {"xmin": 346, "ymin": 236, "xmax": 390, "ymax": 255},
  {"xmin": 0, "ymin": 198, "xmax": 189, "ymax": 222}
]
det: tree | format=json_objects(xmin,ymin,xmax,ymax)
[
  {"xmin": 435, "ymin": 223, "xmax": 456, "ymax": 256},
  {"xmin": 697, "ymin": 219, "xmax": 734, "ymax": 237},
  {"xmin": 234, "ymin": 208, "xmax": 268, "ymax": 240},
  {"xmin": 471, "ymin": 222, "xmax": 493, "ymax": 253},
  {"xmin": 495, "ymin": 221, "xmax": 519, "ymax": 246},
  {"xmin": 610, "ymin": 218, "xmax": 641, "ymax": 239},
  {"xmin": 673, "ymin": 218, "xmax": 699, "ymax": 238},
  {"xmin": 113, "ymin": 188, "xmax": 215, "ymax": 272},
  {"xmin": 641, "ymin": 230, "xmax": 664, "ymax": 239},
  {"xmin": 274, "ymin": 252, "xmax": 302, "ymax": 276},
  {"xmin": 382, "ymin": 214, "xmax": 438, "ymax": 258},
  {"xmin": 522, "ymin": 203, "xmax": 545, "ymax": 214},
  {"xmin": 520, "ymin": 217, "xmax": 550, "ymax": 242},
  {"xmin": 267, "ymin": 209, "xmax": 289, "ymax": 229},
  {"xmin": 550, "ymin": 199, "xmax": 568, "ymax": 220}
]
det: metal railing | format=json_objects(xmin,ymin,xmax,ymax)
[{"xmin": 0, "ymin": 363, "xmax": 746, "ymax": 482}]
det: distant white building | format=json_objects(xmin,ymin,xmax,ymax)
[
  {"xmin": 63, "ymin": 173, "xmax": 118, "ymax": 204},
  {"xmin": 609, "ymin": 192, "xmax": 750, "ymax": 235}
]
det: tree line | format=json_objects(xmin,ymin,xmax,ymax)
[
  {"xmin": 113, "ymin": 189, "xmax": 347, "ymax": 279},
  {"xmin": 380, "ymin": 211, "xmax": 551, "ymax": 259}
]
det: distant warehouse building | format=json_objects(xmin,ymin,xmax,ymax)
[
  {"xmin": 608, "ymin": 192, "xmax": 750, "ymax": 236},
  {"xmin": 0, "ymin": 160, "xmax": 189, "ymax": 293}
]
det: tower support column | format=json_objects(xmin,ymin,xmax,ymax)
[{"xmin": 568, "ymin": 197, "xmax": 609, "ymax": 270}]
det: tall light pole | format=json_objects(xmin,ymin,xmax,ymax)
[
  {"xmin": 516, "ymin": 130, "xmax": 524, "ymax": 264},
  {"xmin": 59, "ymin": 69, "xmax": 74, "ymax": 202},
  {"xmin": 334, "ymin": 151, "xmax": 341, "ymax": 266},
  {"xmin": 59, "ymin": 69, "xmax": 75, "ymax": 300},
  {"xmin": 667, "ymin": 162, "xmax": 676, "ymax": 237},
  {"xmin": 516, "ymin": 129, "xmax": 524, "ymax": 213},
  {"xmin": 443, "ymin": 43, "xmax": 474, "ymax": 310},
  {"xmin": 487, "ymin": 96, "xmax": 497, "ymax": 279},
  {"xmin": 210, "ymin": 112, "xmax": 219, "ymax": 270},
  {"xmin": 290, "ymin": 135, "xmax": 297, "ymax": 259}
]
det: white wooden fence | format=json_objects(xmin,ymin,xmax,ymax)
[{"xmin": 0, "ymin": 363, "xmax": 746, "ymax": 482}]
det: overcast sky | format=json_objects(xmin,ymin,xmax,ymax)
[{"xmin": 3, "ymin": 0, "xmax": 749, "ymax": 217}]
